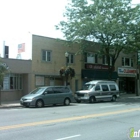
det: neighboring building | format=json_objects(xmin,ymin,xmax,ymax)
[
  {"xmin": 1, "ymin": 58, "xmax": 32, "ymax": 101},
  {"xmin": 0, "ymin": 34, "xmax": 137, "ymax": 101}
]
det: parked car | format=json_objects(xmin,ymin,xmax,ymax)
[
  {"xmin": 74, "ymin": 80, "xmax": 119, "ymax": 103},
  {"xmin": 20, "ymin": 86, "xmax": 74, "ymax": 108}
]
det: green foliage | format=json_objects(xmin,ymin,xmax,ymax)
[
  {"xmin": 56, "ymin": 0, "xmax": 140, "ymax": 71},
  {"xmin": 0, "ymin": 59, "xmax": 8, "ymax": 85}
]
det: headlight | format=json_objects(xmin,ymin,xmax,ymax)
[
  {"xmin": 84, "ymin": 93, "xmax": 89, "ymax": 97},
  {"xmin": 32, "ymin": 98, "xmax": 36, "ymax": 101}
]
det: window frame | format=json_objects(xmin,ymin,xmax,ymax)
[
  {"xmin": 42, "ymin": 49, "xmax": 52, "ymax": 62},
  {"xmin": 2, "ymin": 74, "xmax": 23, "ymax": 90},
  {"xmin": 102, "ymin": 55, "xmax": 112, "ymax": 65},
  {"xmin": 101, "ymin": 85, "xmax": 109, "ymax": 91},
  {"xmin": 85, "ymin": 52, "xmax": 98, "ymax": 64},
  {"xmin": 109, "ymin": 85, "xmax": 116, "ymax": 91},
  {"xmin": 122, "ymin": 57, "xmax": 133, "ymax": 67},
  {"xmin": 67, "ymin": 53, "xmax": 74, "ymax": 64}
]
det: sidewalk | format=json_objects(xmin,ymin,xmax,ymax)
[
  {"xmin": 120, "ymin": 93, "xmax": 140, "ymax": 99},
  {"xmin": 0, "ymin": 101, "xmax": 21, "ymax": 108},
  {"xmin": 0, "ymin": 93, "xmax": 139, "ymax": 109}
]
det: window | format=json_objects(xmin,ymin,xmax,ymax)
[
  {"xmin": 109, "ymin": 85, "xmax": 116, "ymax": 91},
  {"xmin": 4, "ymin": 46, "xmax": 9, "ymax": 58},
  {"xmin": 102, "ymin": 55, "xmax": 112, "ymax": 65},
  {"xmin": 122, "ymin": 57, "xmax": 133, "ymax": 67},
  {"xmin": 42, "ymin": 50, "xmax": 51, "ymax": 62},
  {"xmin": 85, "ymin": 52, "xmax": 98, "ymax": 63},
  {"xmin": 101, "ymin": 85, "xmax": 109, "ymax": 91},
  {"xmin": 95, "ymin": 85, "xmax": 100, "ymax": 91},
  {"xmin": 46, "ymin": 87, "xmax": 54, "ymax": 94},
  {"xmin": 53, "ymin": 87, "xmax": 70, "ymax": 93},
  {"xmin": 67, "ymin": 53, "xmax": 74, "ymax": 64},
  {"xmin": 83, "ymin": 84, "xmax": 95, "ymax": 90},
  {"xmin": 35, "ymin": 76, "xmax": 44, "ymax": 86},
  {"xmin": 3, "ymin": 74, "xmax": 22, "ymax": 90}
]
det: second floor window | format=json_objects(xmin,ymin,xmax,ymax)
[
  {"xmin": 122, "ymin": 57, "xmax": 133, "ymax": 67},
  {"xmin": 102, "ymin": 55, "xmax": 112, "ymax": 65},
  {"xmin": 42, "ymin": 50, "xmax": 51, "ymax": 62},
  {"xmin": 85, "ymin": 53, "xmax": 98, "ymax": 63},
  {"xmin": 67, "ymin": 53, "xmax": 74, "ymax": 64}
]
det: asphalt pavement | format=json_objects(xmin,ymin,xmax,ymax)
[{"xmin": 0, "ymin": 93, "xmax": 140, "ymax": 109}]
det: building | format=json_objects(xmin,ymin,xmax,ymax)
[{"xmin": 0, "ymin": 34, "xmax": 138, "ymax": 101}]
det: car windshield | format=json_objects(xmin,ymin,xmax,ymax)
[
  {"xmin": 29, "ymin": 87, "xmax": 46, "ymax": 95},
  {"xmin": 83, "ymin": 84, "xmax": 95, "ymax": 90}
]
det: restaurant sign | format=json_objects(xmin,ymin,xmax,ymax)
[
  {"xmin": 85, "ymin": 64, "xmax": 114, "ymax": 71},
  {"xmin": 118, "ymin": 67, "xmax": 137, "ymax": 75}
]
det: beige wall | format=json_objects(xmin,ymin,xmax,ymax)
[
  {"xmin": 31, "ymin": 35, "xmax": 83, "ymax": 91},
  {"xmin": 2, "ymin": 58, "xmax": 32, "ymax": 73},
  {"xmin": 1, "ymin": 90, "xmax": 22, "ymax": 101}
]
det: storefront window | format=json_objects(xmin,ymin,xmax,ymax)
[{"xmin": 2, "ymin": 74, "xmax": 22, "ymax": 90}]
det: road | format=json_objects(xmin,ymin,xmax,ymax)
[{"xmin": 0, "ymin": 98, "xmax": 140, "ymax": 140}]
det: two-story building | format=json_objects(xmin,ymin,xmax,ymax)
[{"xmin": 1, "ymin": 34, "xmax": 137, "ymax": 101}]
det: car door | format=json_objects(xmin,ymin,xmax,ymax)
[
  {"xmin": 53, "ymin": 87, "xmax": 63, "ymax": 104},
  {"xmin": 94, "ymin": 85, "xmax": 102, "ymax": 100},
  {"xmin": 43, "ymin": 87, "xmax": 56, "ymax": 105},
  {"xmin": 100, "ymin": 85, "xmax": 111, "ymax": 101}
]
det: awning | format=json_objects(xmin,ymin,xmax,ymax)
[{"xmin": 82, "ymin": 69, "xmax": 118, "ymax": 80}]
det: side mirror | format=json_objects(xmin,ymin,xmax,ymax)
[{"xmin": 43, "ymin": 91, "xmax": 47, "ymax": 95}]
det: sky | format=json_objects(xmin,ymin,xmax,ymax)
[
  {"xmin": 0, "ymin": 0, "xmax": 68, "ymax": 41},
  {"xmin": 0, "ymin": 0, "xmax": 140, "ymax": 41},
  {"xmin": 0, "ymin": 0, "xmax": 139, "ymax": 59}
]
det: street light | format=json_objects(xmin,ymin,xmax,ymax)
[
  {"xmin": 65, "ymin": 52, "xmax": 69, "ymax": 66},
  {"xmin": 65, "ymin": 52, "xmax": 69, "ymax": 86}
]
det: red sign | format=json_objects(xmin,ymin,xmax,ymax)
[{"xmin": 85, "ymin": 64, "xmax": 114, "ymax": 71}]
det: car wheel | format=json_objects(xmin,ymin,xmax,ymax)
[
  {"xmin": 64, "ymin": 98, "xmax": 70, "ymax": 106},
  {"xmin": 89, "ymin": 96, "xmax": 96, "ymax": 103},
  {"xmin": 36, "ymin": 100, "xmax": 44, "ymax": 108},
  {"xmin": 112, "ymin": 95, "xmax": 117, "ymax": 102}
]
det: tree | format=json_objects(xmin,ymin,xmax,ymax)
[
  {"xmin": 56, "ymin": 0, "xmax": 140, "ymax": 79},
  {"xmin": 60, "ymin": 66, "xmax": 75, "ymax": 86},
  {"xmin": 0, "ymin": 59, "xmax": 8, "ymax": 85}
]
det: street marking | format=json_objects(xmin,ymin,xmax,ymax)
[
  {"xmin": 55, "ymin": 134, "xmax": 81, "ymax": 140},
  {"xmin": 0, "ymin": 107, "xmax": 140, "ymax": 131},
  {"xmin": 100, "ymin": 104, "xmax": 125, "ymax": 108}
]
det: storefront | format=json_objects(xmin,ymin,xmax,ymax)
[
  {"xmin": 82, "ymin": 64, "xmax": 118, "ymax": 86},
  {"xmin": 118, "ymin": 67, "xmax": 137, "ymax": 94}
]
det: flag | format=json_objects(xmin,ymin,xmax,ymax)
[{"xmin": 18, "ymin": 43, "xmax": 25, "ymax": 53}]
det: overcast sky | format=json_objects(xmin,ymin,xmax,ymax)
[{"xmin": 0, "ymin": 0, "xmax": 139, "ymax": 41}]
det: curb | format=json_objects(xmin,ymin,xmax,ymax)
[{"xmin": 0, "ymin": 104, "xmax": 22, "ymax": 109}]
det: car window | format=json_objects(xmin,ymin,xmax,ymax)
[
  {"xmin": 52, "ymin": 87, "xmax": 70, "ymax": 94},
  {"xmin": 30, "ymin": 87, "xmax": 46, "ymax": 94},
  {"xmin": 53, "ymin": 87, "xmax": 64, "ymax": 93},
  {"xmin": 83, "ymin": 84, "xmax": 95, "ymax": 90},
  {"xmin": 46, "ymin": 87, "xmax": 54, "ymax": 94},
  {"xmin": 95, "ymin": 85, "xmax": 100, "ymax": 91},
  {"xmin": 109, "ymin": 85, "xmax": 116, "ymax": 91},
  {"xmin": 101, "ymin": 85, "xmax": 109, "ymax": 91}
]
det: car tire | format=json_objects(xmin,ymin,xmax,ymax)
[
  {"xmin": 89, "ymin": 96, "xmax": 96, "ymax": 103},
  {"xmin": 112, "ymin": 95, "xmax": 117, "ymax": 102},
  {"xmin": 36, "ymin": 100, "xmax": 44, "ymax": 108},
  {"xmin": 64, "ymin": 98, "xmax": 70, "ymax": 106}
]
